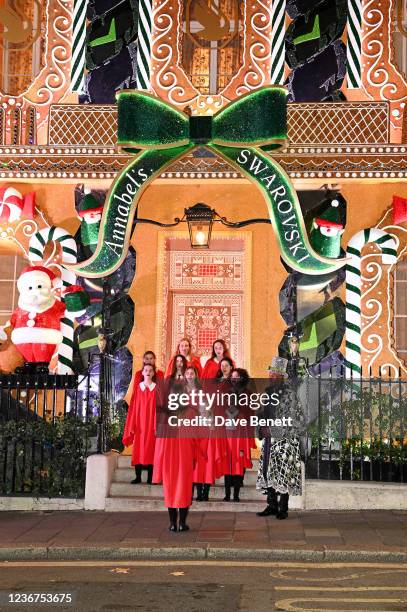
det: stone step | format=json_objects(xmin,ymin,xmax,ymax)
[
  {"xmin": 117, "ymin": 455, "xmax": 259, "ymax": 471},
  {"xmin": 110, "ymin": 482, "xmax": 260, "ymax": 500},
  {"xmin": 105, "ymin": 496, "xmax": 265, "ymax": 512},
  {"xmin": 112, "ymin": 467, "xmax": 259, "ymax": 486}
]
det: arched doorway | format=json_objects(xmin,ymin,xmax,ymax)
[{"xmin": 127, "ymin": 179, "xmax": 287, "ymax": 378}]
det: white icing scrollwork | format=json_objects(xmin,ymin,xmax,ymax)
[
  {"xmin": 0, "ymin": 0, "xmax": 72, "ymax": 135},
  {"xmin": 361, "ymin": 0, "xmax": 407, "ymax": 133},
  {"xmin": 151, "ymin": 0, "xmax": 272, "ymax": 111}
]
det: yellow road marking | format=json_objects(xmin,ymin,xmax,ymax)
[
  {"xmin": 275, "ymin": 586, "xmax": 407, "ymax": 591},
  {"xmin": 275, "ymin": 598, "xmax": 407, "ymax": 612},
  {"xmin": 0, "ymin": 560, "xmax": 406, "ymax": 569},
  {"xmin": 270, "ymin": 568, "xmax": 406, "ymax": 581}
]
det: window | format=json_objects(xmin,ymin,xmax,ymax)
[
  {"xmin": 393, "ymin": 0, "xmax": 407, "ymax": 81},
  {"xmin": 0, "ymin": 254, "xmax": 26, "ymax": 325},
  {"xmin": 394, "ymin": 258, "xmax": 407, "ymax": 358},
  {"xmin": 181, "ymin": 0, "xmax": 244, "ymax": 95},
  {"xmin": 0, "ymin": 0, "xmax": 44, "ymax": 96}
]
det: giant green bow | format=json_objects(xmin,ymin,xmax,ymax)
[{"xmin": 70, "ymin": 87, "xmax": 345, "ymax": 277}]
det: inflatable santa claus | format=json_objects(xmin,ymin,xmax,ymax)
[{"xmin": 0, "ymin": 266, "xmax": 65, "ymax": 366}]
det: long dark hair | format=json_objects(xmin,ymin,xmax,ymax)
[
  {"xmin": 216, "ymin": 357, "xmax": 234, "ymax": 379},
  {"xmin": 211, "ymin": 338, "xmax": 231, "ymax": 360},
  {"xmin": 231, "ymin": 367, "xmax": 250, "ymax": 387},
  {"xmin": 184, "ymin": 365, "xmax": 201, "ymax": 389},
  {"xmin": 170, "ymin": 354, "xmax": 188, "ymax": 378}
]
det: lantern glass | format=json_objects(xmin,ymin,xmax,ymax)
[
  {"xmin": 185, "ymin": 204, "xmax": 214, "ymax": 249},
  {"xmin": 188, "ymin": 220, "xmax": 212, "ymax": 249}
]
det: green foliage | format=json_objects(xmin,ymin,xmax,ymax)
[
  {"xmin": 307, "ymin": 385, "xmax": 406, "ymax": 468},
  {"xmin": 0, "ymin": 417, "xmax": 97, "ymax": 497}
]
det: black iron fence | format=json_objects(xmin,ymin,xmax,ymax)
[
  {"xmin": 0, "ymin": 364, "xmax": 406, "ymax": 498},
  {"xmin": 303, "ymin": 368, "xmax": 406, "ymax": 483},
  {"xmin": 0, "ymin": 372, "xmax": 97, "ymax": 497}
]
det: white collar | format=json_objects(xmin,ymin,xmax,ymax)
[{"xmin": 140, "ymin": 381, "xmax": 156, "ymax": 391}]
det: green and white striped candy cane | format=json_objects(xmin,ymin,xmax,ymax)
[
  {"xmin": 29, "ymin": 226, "xmax": 79, "ymax": 375},
  {"xmin": 136, "ymin": 0, "xmax": 153, "ymax": 90},
  {"xmin": 345, "ymin": 228, "xmax": 397, "ymax": 378},
  {"xmin": 71, "ymin": 0, "xmax": 88, "ymax": 93},
  {"xmin": 346, "ymin": 0, "xmax": 362, "ymax": 88},
  {"xmin": 270, "ymin": 0, "xmax": 286, "ymax": 85}
]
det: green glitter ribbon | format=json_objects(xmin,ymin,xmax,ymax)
[{"xmin": 70, "ymin": 87, "xmax": 346, "ymax": 278}]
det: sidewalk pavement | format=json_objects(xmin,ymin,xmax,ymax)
[{"xmin": 0, "ymin": 510, "xmax": 406, "ymax": 562}]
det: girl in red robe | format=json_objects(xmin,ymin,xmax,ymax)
[
  {"xmin": 122, "ymin": 364, "xmax": 157, "ymax": 485},
  {"xmin": 202, "ymin": 339, "xmax": 234, "ymax": 379},
  {"xmin": 168, "ymin": 354, "xmax": 188, "ymax": 383},
  {"xmin": 207, "ymin": 357, "xmax": 237, "ymax": 490},
  {"xmin": 182, "ymin": 366, "xmax": 211, "ymax": 502},
  {"xmin": 153, "ymin": 377, "xmax": 205, "ymax": 532},
  {"xmin": 222, "ymin": 368, "xmax": 256, "ymax": 502},
  {"xmin": 134, "ymin": 350, "xmax": 164, "ymax": 384},
  {"xmin": 165, "ymin": 337, "xmax": 202, "ymax": 377}
]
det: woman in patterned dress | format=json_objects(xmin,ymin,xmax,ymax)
[{"xmin": 256, "ymin": 357, "xmax": 302, "ymax": 520}]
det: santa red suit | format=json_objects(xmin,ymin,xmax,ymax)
[
  {"xmin": 123, "ymin": 381, "xmax": 157, "ymax": 466},
  {"xmin": 8, "ymin": 266, "xmax": 65, "ymax": 364}
]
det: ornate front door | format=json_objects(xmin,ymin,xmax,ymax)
[{"xmin": 156, "ymin": 233, "xmax": 251, "ymax": 369}]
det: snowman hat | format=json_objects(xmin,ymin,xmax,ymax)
[
  {"xmin": 18, "ymin": 265, "xmax": 59, "ymax": 288},
  {"xmin": 314, "ymin": 199, "xmax": 344, "ymax": 229},
  {"xmin": 78, "ymin": 193, "xmax": 103, "ymax": 217}
]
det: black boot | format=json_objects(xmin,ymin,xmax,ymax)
[
  {"xmin": 146, "ymin": 465, "xmax": 153, "ymax": 485},
  {"xmin": 257, "ymin": 487, "xmax": 278, "ymax": 516},
  {"xmin": 233, "ymin": 475, "xmax": 243, "ymax": 502},
  {"xmin": 223, "ymin": 475, "xmax": 231, "ymax": 502},
  {"xmin": 179, "ymin": 507, "xmax": 189, "ymax": 531},
  {"xmin": 131, "ymin": 464, "xmax": 142, "ymax": 485},
  {"xmin": 202, "ymin": 484, "xmax": 210, "ymax": 501},
  {"xmin": 276, "ymin": 493, "xmax": 289, "ymax": 520},
  {"xmin": 195, "ymin": 483, "xmax": 203, "ymax": 501},
  {"xmin": 168, "ymin": 508, "xmax": 178, "ymax": 531}
]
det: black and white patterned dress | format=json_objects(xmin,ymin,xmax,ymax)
[{"xmin": 256, "ymin": 381, "xmax": 302, "ymax": 496}]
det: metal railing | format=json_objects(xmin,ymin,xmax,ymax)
[
  {"xmin": 0, "ymin": 372, "xmax": 97, "ymax": 498},
  {"xmin": 1, "ymin": 362, "xmax": 406, "ymax": 496},
  {"xmin": 303, "ymin": 366, "xmax": 406, "ymax": 483}
]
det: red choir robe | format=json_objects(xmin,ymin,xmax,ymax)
[
  {"xmin": 224, "ymin": 390, "xmax": 256, "ymax": 476},
  {"xmin": 225, "ymin": 430, "xmax": 256, "ymax": 476},
  {"xmin": 122, "ymin": 381, "xmax": 157, "ymax": 465},
  {"xmin": 134, "ymin": 369, "xmax": 164, "ymax": 384},
  {"xmin": 202, "ymin": 357, "xmax": 235, "ymax": 380},
  {"xmin": 165, "ymin": 355, "xmax": 202, "ymax": 378},
  {"xmin": 153, "ymin": 409, "xmax": 206, "ymax": 508},
  {"xmin": 193, "ymin": 435, "xmax": 227, "ymax": 483},
  {"xmin": 209, "ymin": 378, "xmax": 237, "ymax": 479}
]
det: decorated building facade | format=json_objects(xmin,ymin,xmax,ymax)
[{"xmin": 0, "ymin": 0, "xmax": 405, "ymax": 388}]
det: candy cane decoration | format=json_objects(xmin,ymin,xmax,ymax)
[
  {"xmin": 270, "ymin": 0, "xmax": 286, "ymax": 85},
  {"xmin": 29, "ymin": 226, "xmax": 79, "ymax": 374},
  {"xmin": 71, "ymin": 0, "xmax": 88, "ymax": 93},
  {"xmin": 345, "ymin": 229, "xmax": 397, "ymax": 378},
  {"xmin": 346, "ymin": 0, "xmax": 362, "ymax": 88},
  {"xmin": 136, "ymin": 0, "xmax": 153, "ymax": 90}
]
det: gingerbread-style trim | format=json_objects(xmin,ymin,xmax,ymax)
[
  {"xmin": 361, "ymin": 0, "xmax": 407, "ymax": 133},
  {"xmin": 0, "ymin": 145, "xmax": 406, "ymax": 180},
  {"xmin": 0, "ymin": 0, "xmax": 73, "ymax": 142},
  {"xmin": 151, "ymin": 0, "xmax": 272, "ymax": 112}
]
